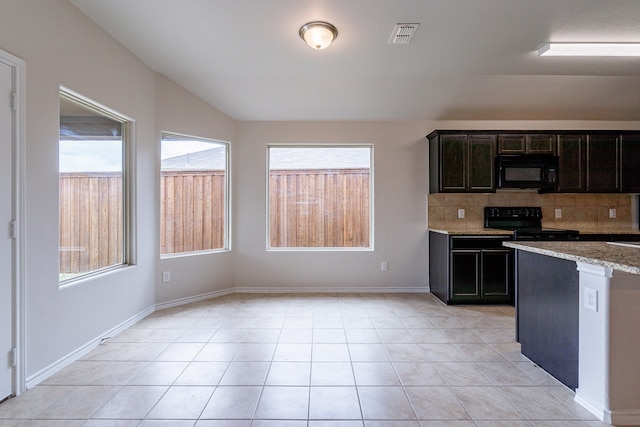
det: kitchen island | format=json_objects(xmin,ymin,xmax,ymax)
[{"xmin": 504, "ymin": 241, "xmax": 640, "ymax": 425}]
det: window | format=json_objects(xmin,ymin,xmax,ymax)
[
  {"xmin": 268, "ymin": 145, "xmax": 373, "ymax": 249},
  {"xmin": 161, "ymin": 133, "xmax": 229, "ymax": 255},
  {"xmin": 59, "ymin": 91, "xmax": 130, "ymax": 283}
]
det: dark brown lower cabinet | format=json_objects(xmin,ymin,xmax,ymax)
[
  {"xmin": 516, "ymin": 250, "xmax": 579, "ymax": 390},
  {"xmin": 430, "ymin": 232, "xmax": 513, "ymax": 305},
  {"xmin": 450, "ymin": 249, "xmax": 512, "ymax": 302}
]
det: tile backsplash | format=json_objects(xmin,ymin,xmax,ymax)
[{"xmin": 428, "ymin": 192, "xmax": 639, "ymax": 231}]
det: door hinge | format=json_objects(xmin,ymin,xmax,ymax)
[
  {"xmin": 10, "ymin": 92, "xmax": 16, "ymax": 111},
  {"xmin": 10, "ymin": 348, "xmax": 16, "ymax": 368},
  {"xmin": 9, "ymin": 220, "xmax": 17, "ymax": 239}
]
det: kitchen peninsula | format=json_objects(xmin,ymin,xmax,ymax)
[{"xmin": 504, "ymin": 241, "xmax": 640, "ymax": 425}]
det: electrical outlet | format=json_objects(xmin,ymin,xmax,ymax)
[
  {"xmin": 584, "ymin": 287, "xmax": 598, "ymax": 312},
  {"xmin": 162, "ymin": 271, "xmax": 171, "ymax": 282},
  {"xmin": 380, "ymin": 261, "xmax": 388, "ymax": 272},
  {"xmin": 457, "ymin": 208, "xmax": 465, "ymax": 219},
  {"xmin": 609, "ymin": 208, "xmax": 616, "ymax": 219},
  {"xmin": 555, "ymin": 208, "xmax": 562, "ymax": 219}
]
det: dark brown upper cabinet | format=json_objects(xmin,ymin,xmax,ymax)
[
  {"xmin": 586, "ymin": 134, "xmax": 619, "ymax": 193},
  {"xmin": 429, "ymin": 131, "xmax": 496, "ymax": 193},
  {"xmin": 621, "ymin": 134, "xmax": 640, "ymax": 193},
  {"xmin": 428, "ymin": 130, "xmax": 640, "ymax": 194},
  {"xmin": 557, "ymin": 134, "xmax": 587, "ymax": 193},
  {"xmin": 438, "ymin": 134, "xmax": 466, "ymax": 191},
  {"xmin": 498, "ymin": 134, "xmax": 556, "ymax": 154},
  {"xmin": 558, "ymin": 132, "xmax": 639, "ymax": 193},
  {"xmin": 468, "ymin": 135, "xmax": 496, "ymax": 192}
]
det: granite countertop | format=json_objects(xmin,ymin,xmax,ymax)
[
  {"xmin": 503, "ymin": 241, "xmax": 640, "ymax": 275},
  {"xmin": 428, "ymin": 228, "xmax": 640, "ymax": 236},
  {"xmin": 575, "ymin": 229, "xmax": 640, "ymax": 235},
  {"xmin": 428, "ymin": 228, "xmax": 513, "ymax": 236}
]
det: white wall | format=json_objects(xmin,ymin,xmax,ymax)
[
  {"xmin": 0, "ymin": 0, "xmax": 159, "ymax": 383},
  {"xmin": 155, "ymin": 75, "xmax": 236, "ymax": 304},
  {"xmin": 1, "ymin": 0, "xmax": 242, "ymax": 385},
  {"xmin": 234, "ymin": 121, "xmax": 430, "ymax": 292}
]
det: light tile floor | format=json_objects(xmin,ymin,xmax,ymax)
[{"xmin": 0, "ymin": 293, "xmax": 613, "ymax": 426}]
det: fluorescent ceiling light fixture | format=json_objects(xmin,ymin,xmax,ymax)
[
  {"xmin": 299, "ymin": 21, "xmax": 338, "ymax": 50},
  {"xmin": 538, "ymin": 43, "xmax": 640, "ymax": 56}
]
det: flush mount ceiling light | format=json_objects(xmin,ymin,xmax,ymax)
[
  {"xmin": 538, "ymin": 42, "xmax": 640, "ymax": 56},
  {"xmin": 299, "ymin": 21, "xmax": 338, "ymax": 50}
]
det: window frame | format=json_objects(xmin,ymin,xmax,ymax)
[
  {"xmin": 160, "ymin": 131, "xmax": 230, "ymax": 258},
  {"xmin": 266, "ymin": 143, "xmax": 374, "ymax": 251},
  {"xmin": 58, "ymin": 89, "xmax": 134, "ymax": 286}
]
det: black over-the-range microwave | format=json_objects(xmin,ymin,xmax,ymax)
[{"xmin": 495, "ymin": 154, "xmax": 559, "ymax": 191}]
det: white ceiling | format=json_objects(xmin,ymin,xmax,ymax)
[{"xmin": 69, "ymin": 0, "xmax": 640, "ymax": 122}]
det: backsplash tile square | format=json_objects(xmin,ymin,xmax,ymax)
[{"xmin": 576, "ymin": 207, "xmax": 598, "ymax": 230}]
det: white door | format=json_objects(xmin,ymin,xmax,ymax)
[{"xmin": 0, "ymin": 60, "xmax": 14, "ymax": 401}]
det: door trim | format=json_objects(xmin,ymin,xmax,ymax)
[{"xmin": 0, "ymin": 48, "xmax": 26, "ymax": 396}]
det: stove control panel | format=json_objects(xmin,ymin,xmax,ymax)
[{"xmin": 485, "ymin": 206, "xmax": 542, "ymax": 219}]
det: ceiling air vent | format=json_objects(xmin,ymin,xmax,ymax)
[{"xmin": 388, "ymin": 23, "xmax": 420, "ymax": 44}]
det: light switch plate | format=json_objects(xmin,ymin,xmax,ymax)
[
  {"xmin": 555, "ymin": 208, "xmax": 562, "ymax": 219},
  {"xmin": 584, "ymin": 287, "xmax": 598, "ymax": 312},
  {"xmin": 457, "ymin": 208, "xmax": 465, "ymax": 219}
]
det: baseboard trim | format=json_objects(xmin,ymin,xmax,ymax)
[
  {"xmin": 609, "ymin": 409, "xmax": 640, "ymax": 426},
  {"xmin": 26, "ymin": 305, "xmax": 155, "ymax": 389},
  {"xmin": 234, "ymin": 286, "xmax": 430, "ymax": 294},
  {"xmin": 574, "ymin": 390, "xmax": 605, "ymax": 421},
  {"xmin": 155, "ymin": 288, "xmax": 235, "ymax": 311},
  {"xmin": 575, "ymin": 389, "xmax": 640, "ymax": 425}
]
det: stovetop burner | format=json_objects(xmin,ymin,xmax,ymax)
[{"xmin": 484, "ymin": 206, "xmax": 579, "ymax": 241}]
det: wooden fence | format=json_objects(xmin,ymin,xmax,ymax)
[
  {"xmin": 59, "ymin": 172, "xmax": 123, "ymax": 274},
  {"xmin": 59, "ymin": 170, "xmax": 227, "ymax": 273},
  {"xmin": 269, "ymin": 168, "xmax": 370, "ymax": 248},
  {"xmin": 59, "ymin": 168, "xmax": 369, "ymax": 273},
  {"xmin": 161, "ymin": 170, "xmax": 226, "ymax": 254}
]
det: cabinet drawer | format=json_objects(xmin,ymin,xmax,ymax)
[{"xmin": 450, "ymin": 236, "xmax": 511, "ymax": 249}]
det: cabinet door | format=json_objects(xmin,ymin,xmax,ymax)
[
  {"xmin": 450, "ymin": 251, "xmax": 480, "ymax": 300},
  {"xmin": 498, "ymin": 134, "xmax": 526, "ymax": 153},
  {"xmin": 498, "ymin": 134, "xmax": 556, "ymax": 154},
  {"xmin": 440, "ymin": 135, "xmax": 467, "ymax": 191},
  {"xmin": 527, "ymin": 134, "xmax": 556, "ymax": 154},
  {"xmin": 557, "ymin": 134, "xmax": 586, "ymax": 192},
  {"xmin": 621, "ymin": 134, "xmax": 640, "ymax": 193},
  {"xmin": 587, "ymin": 134, "xmax": 619, "ymax": 192},
  {"xmin": 429, "ymin": 232, "xmax": 450, "ymax": 304},
  {"xmin": 481, "ymin": 250, "xmax": 512, "ymax": 299},
  {"xmin": 468, "ymin": 135, "xmax": 496, "ymax": 191}
]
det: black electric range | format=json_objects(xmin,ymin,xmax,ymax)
[{"xmin": 484, "ymin": 206, "xmax": 580, "ymax": 241}]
